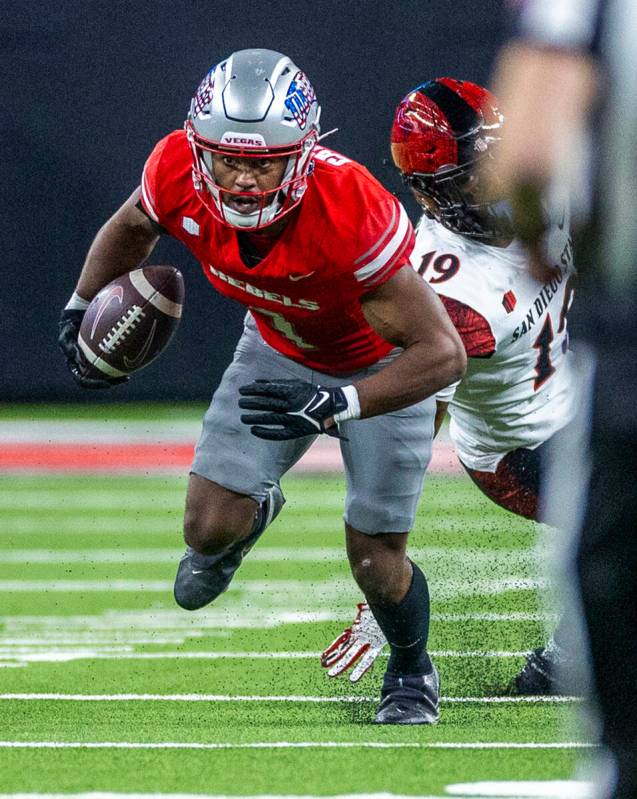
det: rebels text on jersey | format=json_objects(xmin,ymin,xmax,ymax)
[
  {"xmin": 412, "ymin": 212, "xmax": 576, "ymax": 472},
  {"xmin": 140, "ymin": 131, "xmax": 414, "ymax": 374}
]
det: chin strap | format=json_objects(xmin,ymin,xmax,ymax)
[{"xmin": 222, "ymin": 204, "xmax": 280, "ymax": 229}]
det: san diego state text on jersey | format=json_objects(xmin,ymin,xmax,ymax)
[{"xmin": 411, "ymin": 212, "xmax": 576, "ymax": 471}]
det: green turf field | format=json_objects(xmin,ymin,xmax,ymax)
[{"xmin": 0, "ymin": 470, "xmax": 592, "ymax": 797}]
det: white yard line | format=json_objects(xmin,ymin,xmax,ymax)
[
  {"xmin": 0, "ymin": 495, "xmax": 346, "ymax": 511},
  {"xmin": 0, "ymin": 580, "xmax": 176, "ymax": 592},
  {"xmin": 0, "ymin": 636, "xmax": 200, "ymax": 645},
  {"xmin": 0, "ymin": 650, "xmax": 531, "ymax": 664},
  {"xmin": 0, "ymin": 794, "xmax": 448, "ymax": 799},
  {"xmin": 0, "ymin": 740, "xmax": 594, "ymax": 750},
  {"xmin": 0, "ymin": 515, "xmax": 504, "ymax": 534},
  {"xmin": 0, "ymin": 649, "xmax": 527, "ymax": 658},
  {"xmin": 0, "ymin": 578, "xmax": 544, "ymax": 596},
  {"xmin": 0, "ymin": 420, "xmax": 202, "ymax": 443},
  {"xmin": 0, "ymin": 788, "xmax": 594, "ymax": 799},
  {"xmin": 0, "ymin": 496, "xmax": 186, "ymax": 511},
  {"xmin": 433, "ymin": 612, "xmax": 552, "ymax": 621},
  {"xmin": 0, "ymin": 610, "xmax": 552, "ymax": 631},
  {"xmin": 0, "ymin": 519, "xmax": 182, "ymax": 534},
  {"xmin": 0, "ymin": 547, "xmax": 538, "ymax": 564},
  {"xmin": 0, "ymin": 693, "xmax": 581, "ymax": 703},
  {"xmin": 447, "ymin": 781, "xmax": 593, "ymax": 797}
]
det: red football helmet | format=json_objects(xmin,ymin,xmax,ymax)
[{"xmin": 390, "ymin": 78, "xmax": 511, "ymax": 240}]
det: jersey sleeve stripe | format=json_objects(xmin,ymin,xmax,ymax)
[
  {"xmin": 140, "ymin": 168, "xmax": 160, "ymax": 223},
  {"xmin": 364, "ymin": 234, "xmax": 413, "ymax": 287},
  {"xmin": 354, "ymin": 203, "xmax": 397, "ymax": 266},
  {"xmin": 354, "ymin": 204, "xmax": 411, "ymax": 283}
]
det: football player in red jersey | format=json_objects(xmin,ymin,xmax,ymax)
[
  {"xmin": 57, "ymin": 49, "xmax": 466, "ymax": 724},
  {"xmin": 322, "ymin": 78, "xmax": 578, "ymax": 696}
]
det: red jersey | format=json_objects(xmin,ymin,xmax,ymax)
[{"xmin": 140, "ymin": 131, "xmax": 414, "ymax": 374}]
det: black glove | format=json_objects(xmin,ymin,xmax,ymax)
[
  {"xmin": 238, "ymin": 379, "xmax": 349, "ymax": 440},
  {"xmin": 58, "ymin": 308, "xmax": 128, "ymax": 390}
]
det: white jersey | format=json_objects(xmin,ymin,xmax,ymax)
[{"xmin": 412, "ymin": 210, "xmax": 577, "ymax": 472}]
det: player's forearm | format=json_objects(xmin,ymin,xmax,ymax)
[
  {"xmin": 353, "ymin": 334, "xmax": 466, "ymax": 418},
  {"xmin": 357, "ymin": 266, "xmax": 466, "ymax": 418},
  {"xmin": 74, "ymin": 192, "xmax": 160, "ymax": 301}
]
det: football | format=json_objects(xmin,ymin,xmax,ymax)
[{"xmin": 78, "ymin": 265, "xmax": 184, "ymax": 378}]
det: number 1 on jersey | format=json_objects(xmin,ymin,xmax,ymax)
[{"xmin": 252, "ymin": 308, "xmax": 316, "ymax": 350}]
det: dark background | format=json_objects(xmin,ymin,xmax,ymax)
[{"xmin": 2, "ymin": 0, "xmax": 507, "ymax": 402}]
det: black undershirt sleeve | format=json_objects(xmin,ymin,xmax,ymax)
[{"xmin": 135, "ymin": 200, "xmax": 168, "ymax": 236}]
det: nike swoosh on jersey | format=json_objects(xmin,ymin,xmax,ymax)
[{"xmin": 289, "ymin": 271, "xmax": 316, "ymax": 281}]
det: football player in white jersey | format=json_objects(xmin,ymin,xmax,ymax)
[{"xmin": 321, "ymin": 79, "xmax": 577, "ymax": 694}]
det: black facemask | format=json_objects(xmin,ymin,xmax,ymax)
[{"xmin": 403, "ymin": 163, "xmax": 514, "ymax": 243}]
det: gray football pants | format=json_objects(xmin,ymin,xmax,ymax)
[{"xmin": 191, "ymin": 314, "xmax": 435, "ymax": 534}]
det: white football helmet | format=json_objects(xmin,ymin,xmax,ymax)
[{"xmin": 186, "ymin": 49, "xmax": 321, "ymax": 229}]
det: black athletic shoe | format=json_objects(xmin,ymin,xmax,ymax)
[
  {"xmin": 174, "ymin": 544, "xmax": 243, "ymax": 610},
  {"xmin": 514, "ymin": 646, "xmax": 562, "ymax": 695},
  {"xmin": 174, "ymin": 485, "xmax": 284, "ymax": 611},
  {"xmin": 374, "ymin": 666, "xmax": 440, "ymax": 724}
]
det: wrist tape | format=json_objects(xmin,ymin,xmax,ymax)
[
  {"xmin": 333, "ymin": 384, "xmax": 361, "ymax": 423},
  {"xmin": 65, "ymin": 291, "xmax": 91, "ymax": 311}
]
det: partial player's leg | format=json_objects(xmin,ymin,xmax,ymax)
[
  {"xmin": 463, "ymin": 439, "xmax": 579, "ymax": 694},
  {"xmin": 338, "ymin": 392, "xmax": 438, "ymax": 724},
  {"xmin": 174, "ymin": 315, "xmax": 314, "ymax": 610},
  {"xmin": 462, "ymin": 445, "xmax": 543, "ymax": 520},
  {"xmin": 345, "ymin": 523, "xmax": 439, "ymax": 724},
  {"xmin": 576, "ymin": 433, "xmax": 637, "ymax": 798},
  {"xmin": 513, "ymin": 617, "xmax": 576, "ymax": 695},
  {"xmin": 174, "ymin": 475, "xmax": 284, "ymax": 610}
]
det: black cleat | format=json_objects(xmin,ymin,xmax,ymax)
[
  {"xmin": 374, "ymin": 666, "xmax": 440, "ymax": 725},
  {"xmin": 174, "ymin": 485, "xmax": 284, "ymax": 611},
  {"xmin": 514, "ymin": 645, "xmax": 571, "ymax": 695},
  {"xmin": 174, "ymin": 544, "xmax": 243, "ymax": 610}
]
